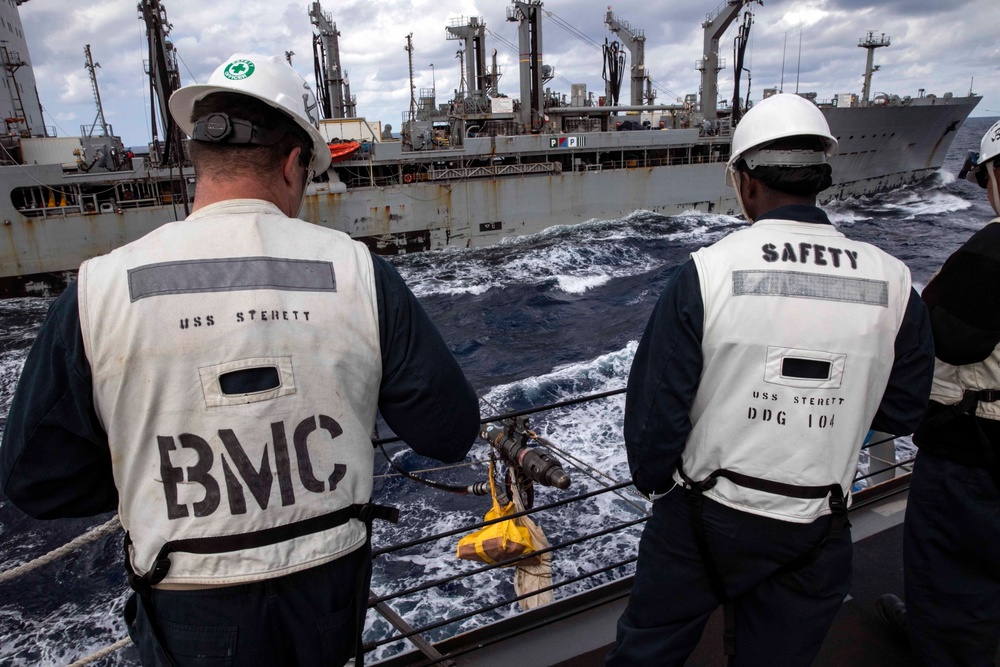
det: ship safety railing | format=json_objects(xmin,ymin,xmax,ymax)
[
  {"xmin": 17, "ymin": 203, "xmax": 88, "ymax": 219},
  {"xmin": 0, "ymin": 388, "xmax": 916, "ymax": 667},
  {"xmin": 600, "ymin": 151, "xmax": 728, "ymax": 171},
  {"xmin": 358, "ymin": 388, "xmax": 915, "ymax": 665}
]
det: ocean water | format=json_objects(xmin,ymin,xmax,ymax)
[{"xmin": 0, "ymin": 116, "xmax": 996, "ymax": 665}]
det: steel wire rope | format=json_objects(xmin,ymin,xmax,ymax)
[
  {"xmin": 861, "ymin": 433, "xmax": 900, "ymax": 450},
  {"xmin": 66, "ymin": 638, "xmax": 132, "ymax": 667},
  {"xmin": 136, "ymin": 18, "xmax": 152, "ymax": 150},
  {"xmin": 527, "ymin": 429, "xmax": 650, "ymax": 514},
  {"xmin": 372, "ymin": 387, "xmax": 628, "ymax": 447},
  {"xmin": 854, "ymin": 457, "xmax": 914, "ymax": 483},
  {"xmin": 378, "ymin": 442, "xmax": 486, "ymax": 494},
  {"xmin": 854, "ymin": 434, "xmax": 914, "ymax": 484},
  {"xmin": 371, "ymin": 521, "xmax": 616, "ymax": 609},
  {"xmin": 543, "ymin": 10, "xmax": 603, "ymax": 52},
  {"xmin": 485, "ymin": 27, "xmax": 585, "ymax": 94},
  {"xmin": 867, "ymin": 448, "xmax": 904, "ymax": 470},
  {"xmin": 371, "ymin": 516, "xmax": 642, "ymax": 611},
  {"xmin": 370, "ymin": 388, "xmax": 631, "ymax": 509},
  {"xmin": 389, "ymin": 580, "xmax": 633, "ymax": 667},
  {"xmin": 176, "ymin": 52, "xmax": 200, "ymax": 85},
  {"xmin": 477, "ymin": 388, "xmax": 636, "ymax": 480},
  {"xmin": 369, "ymin": 554, "xmax": 637, "ymax": 651},
  {"xmin": 545, "ymin": 7, "xmax": 682, "ymax": 102},
  {"xmin": 374, "ymin": 457, "xmax": 489, "ymax": 480},
  {"xmin": 372, "ymin": 479, "xmax": 634, "ymax": 557},
  {"xmin": 369, "ymin": 515, "xmax": 647, "ymax": 629},
  {"xmin": 0, "ymin": 515, "xmax": 121, "ymax": 584},
  {"xmin": 473, "ymin": 389, "xmax": 648, "ymax": 514}
]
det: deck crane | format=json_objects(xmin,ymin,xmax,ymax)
[
  {"xmin": 604, "ymin": 10, "xmax": 654, "ymax": 107},
  {"xmin": 310, "ymin": 2, "xmax": 356, "ymax": 119},
  {"xmin": 137, "ymin": 0, "xmax": 190, "ymax": 215},
  {"xmin": 699, "ymin": 0, "xmax": 760, "ymax": 121}
]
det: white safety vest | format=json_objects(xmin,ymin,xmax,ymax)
[
  {"xmin": 928, "ymin": 217, "xmax": 1000, "ymax": 421},
  {"xmin": 78, "ymin": 199, "xmax": 381, "ymax": 586},
  {"xmin": 674, "ymin": 218, "xmax": 911, "ymax": 522}
]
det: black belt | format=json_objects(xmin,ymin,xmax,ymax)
[
  {"xmin": 124, "ymin": 502, "xmax": 399, "ymax": 596},
  {"xmin": 923, "ymin": 389, "xmax": 1000, "ymax": 489},
  {"xmin": 678, "ymin": 467, "xmax": 849, "ymax": 656}
]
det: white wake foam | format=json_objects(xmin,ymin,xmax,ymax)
[{"xmin": 396, "ymin": 211, "xmax": 742, "ymax": 298}]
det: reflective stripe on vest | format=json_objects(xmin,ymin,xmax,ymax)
[
  {"xmin": 80, "ymin": 201, "xmax": 382, "ymax": 585},
  {"xmin": 675, "ymin": 218, "xmax": 911, "ymax": 522}
]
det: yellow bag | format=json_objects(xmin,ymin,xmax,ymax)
[{"xmin": 456, "ymin": 466, "xmax": 541, "ymax": 566}]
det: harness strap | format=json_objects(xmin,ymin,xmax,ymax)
[
  {"xmin": 925, "ymin": 389, "xmax": 1000, "ymax": 489},
  {"xmin": 679, "ymin": 467, "xmax": 850, "ymax": 657},
  {"xmin": 124, "ymin": 502, "xmax": 399, "ymax": 595},
  {"xmin": 923, "ymin": 389, "xmax": 998, "ymax": 428}
]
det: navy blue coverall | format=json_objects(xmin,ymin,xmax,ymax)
[
  {"xmin": 0, "ymin": 254, "xmax": 481, "ymax": 667},
  {"xmin": 606, "ymin": 206, "xmax": 935, "ymax": 666},
  {"xmin": 906, "ymin": 221, "xmax": 1000, "ymax": 666}
]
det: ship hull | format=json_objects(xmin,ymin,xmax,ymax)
[
  {"xmin": 303, "ymin": 96, "xmax": 978, "ymax": 255},
  {"xmin": 0, "ymin": 96, "xmax": 980, "ymax": 298}
]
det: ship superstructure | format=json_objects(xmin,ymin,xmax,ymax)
[
  {"xmin": 0, "ymin": 0, "xmax": 45, "ymax": 141},
  {"xmin": 0, "ymin": 0, "xmax": 981, "ymax": 296}
]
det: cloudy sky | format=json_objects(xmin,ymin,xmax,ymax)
[{"xmin": 15, "ymin": 0, "xmax": 1000, "ymax": 147}]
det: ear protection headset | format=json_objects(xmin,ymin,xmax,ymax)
[{"xmin": 191, "ymin": 112, "xmax": 287, "ymax": 146}]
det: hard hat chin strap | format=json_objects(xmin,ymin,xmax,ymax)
[
  {"xmin": 990, "ymin": 165, "xmax": 1000, "ymax": 217},
  {"xmin": 730, "ymin": 167, "xmax": 755, "ymax": 223}
]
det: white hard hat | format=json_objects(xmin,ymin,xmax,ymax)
[
  {"xmin": 726, "ymin": 93, "xmax": 838, "ymax": 186},
  {"xmin": 978, "ymin": 119, "xmax": 1000, "ymax": 166},
  {"xmin": 977, "ymin": 119, "xmax": 1000, "ymax": 215},
  {"xmin": 169, "ymin": 54, "xmax": 331, "ymax": 174}
]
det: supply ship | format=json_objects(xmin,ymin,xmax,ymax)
[{"xmin": 0, "ymin": 0, "xmax": 981, "ymax": 298}]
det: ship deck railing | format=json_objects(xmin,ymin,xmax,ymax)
[
  {"xmin": 336, "ymin": 147, "xmax": 732, "ymax": 189},
  {"xmin": 16, "ymin": 204, "xmax": 88, "ymax": 218},
  {"xmin": 363, "ymin": 389, "xmax": 912, "ymax": 665},
  {"xmin": 16, "ymin": 194, "xmax": 187, "ymax": 218}
]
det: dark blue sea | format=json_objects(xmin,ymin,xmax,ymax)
[{"xmin": 1, "ymin": 116, "xmax": 997, "ymax": 665}]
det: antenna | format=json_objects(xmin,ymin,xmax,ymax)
[
  {"xmin": 404, "ymin": 33, "xmax": 416, "ymax": 123},
  {"xmin": 858, "ymin": 31, "xmax": 891, "ymax": 106},
  {"xmin": 779, "ymin": 30, "xmax": 786, "ymax": 93},
  {"xmin": 795, "ymin": 28, "xmax": 802, "ymax": 94}
]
